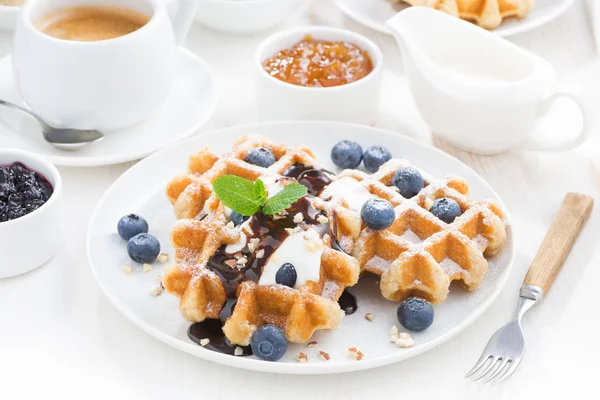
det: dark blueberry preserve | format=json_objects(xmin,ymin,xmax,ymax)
[{"xmin": 0, "ymin": 162, "xmax": 53, "ymax": 223}]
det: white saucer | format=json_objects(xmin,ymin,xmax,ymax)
[
  {"xmin": 333, "ymin": 0, "xmax": 576, "ymax": 37},
  {"xmin": 0, "ymin": 48, "xmax": 218, "ymax": 167},
  {"xmin": 87, "ymin": 121, "xmax": 515, "ymax": 374}
]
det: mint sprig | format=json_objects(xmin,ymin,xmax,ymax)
[{"xmin": 212, "ymin": 175, "xmax": 307, "ymax": 217}]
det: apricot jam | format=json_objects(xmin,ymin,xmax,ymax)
[{"xmin": 263, "ymin": 35, "xmax": 374, "ymax": 88}]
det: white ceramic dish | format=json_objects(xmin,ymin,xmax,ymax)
[
  {"xmin": 87, "ymin": 121, "xmax": 515, "ymax": 374},
  {"xmin": 0, "ymin": 48, "xmax": 217, "ymax": 167},
  {"xmin": 333, "ymin": 0, "xmax": 576, "ymax": 37},
  {"xmin": 0, "ymin": 149, "xmax": 62, "ymax": 278},
  {"xmin": 255, "ymin": 26, "xmax": 383, "ymax": 125},
  {"xmin": 195, "ymin": 0, "xmax": 303, "ymax": 35},
  {"xmin": 0, "ymin": 4, "xmax": 21, "ymax": 32}
]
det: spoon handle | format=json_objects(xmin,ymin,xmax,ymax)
[{"xmin": 0, "ymin": 99, "xmax": 45, "ymax": 126}]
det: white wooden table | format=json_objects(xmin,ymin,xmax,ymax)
[{"xmin": 1, "ymin": 1, "xmax": 599, "ymax": 398}]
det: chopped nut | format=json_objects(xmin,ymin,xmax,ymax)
[
  {"xmin": 317, "ymin": 215, "xmax": 329, "ymax": 224},
  {"xmin": 391, "ymin": 325, "xmax": 399, "ymax": 336},
  {"xmin": 285, "ymin": 228, "xmax": 295, "ymax": 236},
  {"xmin": 347, "ymin": 346, "xmax": 364, "ymax": 361},
  {"xmin": 307, "ymin": 341, "xmax": 318, "ymax": 348},
  {"xmin": 199, "ymin": 338, "xmax": 210, "ymax": 347},
  {"xmin": 319, "ymin": 351, "xmax": 330, "ymax": 361},
  {"xmin": 242, "ymin": 224, "xmax": 253, "ymax": 236},
  {"xmin": 225, "ymin": 259, "xmax": 238, "ymax": 268},
  {"xmin": 123, "ymin": 265, "xmax": 132, "ymax": 275},
  {"xmin": 155, "ymin": 274, "xmax": 163, "ymax": 284},
  {"xmin": 364, "ymin": 313, "xmax": 374, "ymax": 322},
  {"xmin": 236, "ymin": 256, "xmax": 248, "ymax": 265},
  {"xmin": 392, "ymin": 332, "xmax": 414, "ymax": 348},
  {"xmin": 423, "ymin": 197, "xmax": 434, "ymax": 211},
  {"xmin": 272, "ymin": 214, "xmax": 286, "ymax": 220},
  {"xmin": 255, "ymin": 249, "xmax": 265, "ymax": 259},
  {"xmin": 270, "ymin": 253, "xmax": 280, "ymax": 264},
  {"xmin": 296, "ymin": 352, "xmax": 308, "ymax": 363},
  {"xmin": 150, "ymin": 286, "xmax": 164, "ymax": 297},
  {"xmin": 226, "ymin": 221, "xmax": 235, "ymax": 229},
  {"xmin": 157, "ymin": 253, "xmax": 170, "ymax": 264},
  {"xmin": 293, "ymin": 212, "xmax": 304, "ymax": 223},
  {"xmin": 234, "ymin": 346, "xmax": 243, "ymax": 356},
  {"xmin": 248, "ymin": 238, "xmax": 260, "ymax": 253},
  {"xmin": 142, "ymin": 263, "xmax": 152, "ymax": 273}
]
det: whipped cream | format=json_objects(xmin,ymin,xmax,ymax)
[
  {"xmin": 319, "ymin": 177, "xmax": 372, "ymax": 213},
  {"xmin": 259, "ymin": 228, "xmax": 323, "ymax": 288},
  {"xmin": 257, "ymin": 175, "xmax": 284, "ymax": 199},
  {"xmin": 225, "ymin": 231, "xmax": 247, "ymax": 254}
]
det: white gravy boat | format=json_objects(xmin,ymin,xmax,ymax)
[{"xmin": 386, "ymin": 7, "xmax": 593, "ymax": 154}]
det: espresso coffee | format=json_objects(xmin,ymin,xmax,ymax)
[{"xmin": 37, "ymin": 6, "xmax": 150, "ymax": 42}]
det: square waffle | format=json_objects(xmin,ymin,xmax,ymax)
[
  {"xmin": 321, "ymin": 159, "xmax": 506, "ymax": 304},
  {"xmin": 162, "ymin": 136, "xmax": 361, "ymax": 345}
]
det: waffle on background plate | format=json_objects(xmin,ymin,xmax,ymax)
[
  {"xmin": 393, "ymin": 0, "xmax": 535, "ymax": 30},
  {"xmin": 163, "ymin": 135, "xmax": 507, "ymax": 346}
]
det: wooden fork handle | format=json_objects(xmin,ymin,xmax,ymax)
[{"xmin": 524, "ymin": 193, "xmax": 594, "ymax": 294}]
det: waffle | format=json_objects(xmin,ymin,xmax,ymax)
[
  {"xmin": 163, "ymin": 136, "xmax": 360, "ymax": 345},
  {"xmin": 393, "ymin": 0, "xmax": 535, "ymax": 30},
  {"xmin": 322, "ymin": 159, "xmax": 506, "ymax": 304}
]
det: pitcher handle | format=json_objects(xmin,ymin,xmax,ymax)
[
  {"xmin": 172, "ymin": 0, "xmax": 197, "ymax": 45},
  {"xmin": 523, "ymin": 88, "xmax": 593, "ymax": 151}
]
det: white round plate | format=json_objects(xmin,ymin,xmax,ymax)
[
  {"xmin": 0, "ymin": 48, "xmax": 218, "ymax": 167},
  {"xmin": 333, "ymin": 0, "xmax": 575, "ymax": 37},
  {"xmin": 87, "ymin": 121, "xmax": 515, "ymax": 374}
]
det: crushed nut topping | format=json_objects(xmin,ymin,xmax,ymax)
[
  {"xmin": 234, "ymin": 346, "xmax": 243, "ymax": 356},
  {"xmin": 236, "ymin": 256, "xmax": 248, "ymax": 265},
  {"xmin": 157, "ymin": 253, "xmax": 169, "ymax": 264},
  {"xmin": 293, "ymin": 212, "xmax": 304, "ymax": 223},
  {"xmin": 307, "ymin": 341, "xmax": 318, "ymax": 348},
  {"xmin": 347, "ymin": 346, "xmax": 364, "ymax": 360},
  {"xmin": 200, "ymin": 338, "xmax": 210, "ymax": 347},
  {"xmin": 123, "ymin": 265, "xmax": 132, "ymax": 275},
  {"xmin": 255, "ymin": 249, "xmax": 265, "ymax": 259},
  {"xmin": 226, "ymin": 221, "xmax": 235, "ymax": 229},
  {"xmin": 423, "ymin": 197, "xmax": 434, "ymax": 211},
  {"xmin": 317, "ymin": 215, "xmax": 329, "ymax": 224},
  {"xmin": 225, "ymin": 259, "xmax": 238, "ymax": 268},
  {"xmin": 319, "ymin": 351, "xmax": 330, "ymax": 361},
  {"xmin": 150, "ymin": 286, "xmax": 164, "ymax": 297},
  {"xmin": 296, "ymin": 352, "xmax": 308, "ymax": 363},
  {"xmin": 142, "ymin": 263, "xmax": 152, "ymax": 273},
  {"xmin": 364, "ymin": 313, "xmax": 374, "ymax": 322},
  {"xmin": 390, "ymin": 325, "xmax": 414, "ymax": 348},
  {"xmin": 248, "ymin": 238, "xmax": 260, "ymax": 253}
]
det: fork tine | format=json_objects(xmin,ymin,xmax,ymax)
[
  {"xmin": 465, "ymin": 354, "xmax": 491, "ymax": 378},
  {"xmin": 483, "ymin": 358, "xmax": 510, "ymax": 384},
  {"xmin": 491, "ymin": 359, "xmax": 520, "ymax": 386},
  {"xmin": 473, "ymin": 356, "xmax": 500, "ymax": 381}
]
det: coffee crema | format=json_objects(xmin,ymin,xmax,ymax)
[{"xmin": 36, "ymin": 6, "xmax": 150, "ymax": 42}]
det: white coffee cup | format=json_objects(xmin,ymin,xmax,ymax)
[
  {"xmin": 13, "ymin": 0, "xmax": 197, "ymax": 131},
  {"xmin": 386, "ymin": 8, "xmax": 593, "ymax": 154}
]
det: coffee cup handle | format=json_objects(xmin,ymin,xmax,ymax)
[
  {"xmin": 523, "ymin": 89, "xmax": 593, "ymax": 151},
  {"xmin": 172, "ymin": 0, "xmax": 198, "ymax": 45}
]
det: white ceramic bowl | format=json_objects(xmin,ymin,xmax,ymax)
[
  {"xmin": 194, "ymin": 0, "xmax": 302, "ymax": 35},
  {"xmin": 254, "ymin": 26, "xmax": 383, "ymax": 125},
  {"xmin": 0, "ymin": 149, "xmax": 63, "ymax": 278},
  {"xmin": 0, "ymin": 4, "xmax": 21, "ymax": 32}
]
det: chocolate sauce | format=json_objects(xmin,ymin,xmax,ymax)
[
  {"xmin": 282, "ymin": 163, "xmax": 333, "ymax": 196},
  {"xmin": 338, "ymin": 290, "xmax": 358, "ymax": 315},
  {"xmin": 188, "ymin": 320, "xmax": 253, "ymax": 356}
]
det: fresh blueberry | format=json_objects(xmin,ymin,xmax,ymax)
[
  {"xmin": 250, "ymin": 324, "xmax": 288, "ymax": 362},
  {"xmin": 245, "ymin": 147, "xmax": 276, "ymax": 168},
  {"xmin": 127, "ymin": 233, "xmax": 161, "ymax": 264},
  {"xmin": 397, "ymin": 297, "xmax": 434, "ymax": 332},
  {"xmin": 331, "ymin": 140, "xmax": 363, "ymax": 169},
  {"xmin": 361, "ymin": 198, "xmax": 395, "ymax": 230},
  {"xmin": 275, "ymin": 263, "xmax": 297, "ymax": 288},
  {"xmin": 362, "ymin": 145, "xmax": 392, "ymax": 173},
  {"xmin": 230, "ymin": 211, "xmax": 248, "ymax": 227},
  {"xmin": 430, "ymin": 198, "xmax": 461, "ymax": 224},
  {"xmin": 392, "ymin": 166, "xmax": 424, "ymax": 198},
  {"xmin": 117, "ymin": 214, "xmax": 149, "ymax": 241}
]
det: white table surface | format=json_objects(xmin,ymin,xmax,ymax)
[{"xmin": 2, "ymin": 1, "xmax": 600, "ymax": 398}]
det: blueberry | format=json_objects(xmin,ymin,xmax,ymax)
[
  {"xmin": 397, "ymin": 297, "xmax": 434, "ymax": 332},
  {"xmin": 245, "ymin": 147, "xmax": 275, "ymax": 168},
  {"xmin": 360, "ymin": 198, "xmax": 395, "ymax": 230},
  {"xmin": 275, "ymin": 263, "xmax": 297, "ymax": 287},
  {"xmin": 117, "ymin": 214, "xmax": 149, "ymax": 240},
  {"xmin": 430, "ymin": 198, "xmax": 461, "ymax": 224},
  {"xmin": 230, "ymin": 211, "xmax": 248, "ymax": 227},
  {"xmin": 363, "ymin": 145, "xmax": 392, "ymax": 173},
  {"xmin": 127, "ymin": 233, "xmax": 160, "ymax": 264},
  {"xmin": 392, "ymin": 166, "xmax": 424, "ymax": 198},
  {"xmin": 250, "ymin": 324, "xmax": 288, "ymax": 362},
  {"xmin": 331, "ymin": 140, "xmax": 363, "ymax": 169}
]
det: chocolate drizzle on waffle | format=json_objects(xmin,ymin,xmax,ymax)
[{"xmin": 282, "ymin": 162, "xmax": 333, "ymax": 196}]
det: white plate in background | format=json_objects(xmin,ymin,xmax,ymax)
[{"xmin": 87, "ymin": 121, "xmax": 515, "ymax": 374}]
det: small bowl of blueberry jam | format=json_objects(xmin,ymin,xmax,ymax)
[{"xmin": 0, "ymin": 149, "xmax": 63, "ymax": 278}]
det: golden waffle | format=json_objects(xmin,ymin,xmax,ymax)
[
  {"xmin": 394, "ymin": 0, "xmax": 535, "ymax": 30},
  {"xmin": 322, "ymin": 159, "xmax": 506, "ymax": 304},
  {"xmin": 163, "ymin": 138, "xmax": 360, "ymax": 346}
]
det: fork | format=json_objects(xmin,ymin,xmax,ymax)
[{"xmin": 465, "ymin": 193, "xmax": 594, "ymax": 385}]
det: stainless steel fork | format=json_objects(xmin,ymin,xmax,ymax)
[{"xmin": 466, "ymin": 193, "xmax": 594, "ymax": 385}]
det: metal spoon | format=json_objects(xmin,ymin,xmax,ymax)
[{"xmin": 0, "ymin": 99, "xmax": 104, "ymax": 150}]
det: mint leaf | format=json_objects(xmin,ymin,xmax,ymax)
[
  {"xmin": 254, "ymin": 179, "xmax": 267, "ymax": 204},
  {"xmin": 213, "ymin": 175, "xmax": 264, "ymax": 216},
  {"xmin": 263, "ymin": 183, "xmax": 308, "ymax": 215}
]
